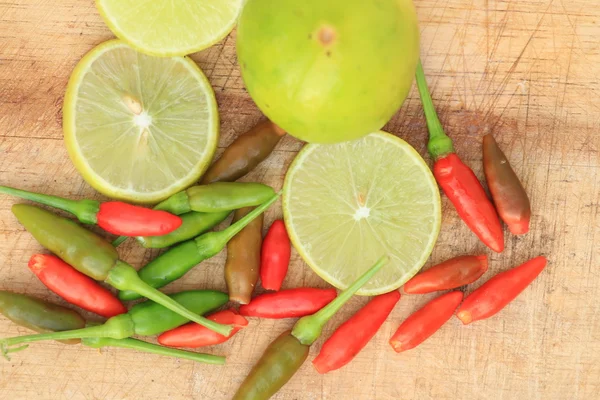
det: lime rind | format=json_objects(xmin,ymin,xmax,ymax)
[
  {"xmin": 63, "ymin": 40, "xmax": 218, "ymax": 203},
  {"xmin": 283, "ymin": 131, "xmax": 441, "ymax": 295},
  {"xmin": 96, "ymin": 0, "xmax": 244, "ymax": 57}
]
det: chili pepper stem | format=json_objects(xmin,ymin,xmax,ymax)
[
  {"xmin": 154, "ymin": 191, "xmax": 191, "ymax": 215},
  {"xmin": 0, "ymin": 185, "xmax": 99, "ymax": 224},
  {"xmin": 112, "ymin": 236, "xmax": 128, "ymax": 247},
  {"xmin": 82, "ymin": 337, "xmax": 225, "ymax": 365},
  {"xmin": 415, "ymin": 61, "xmax": 455, "ymax": 160},
  {"xmin": 105, "ymin": 261, "xmax": 233, "ymax": 336},
  {"xmin": 0, "ymin": 314, "xmax": 135, "ymax": 356},
  {"xmin": 291, "ymin": 255, "xmax": 389, "ymax": 346},
  {"xmin": 217, "ymin": 192, "xmax": 281, "ymax": 244}
]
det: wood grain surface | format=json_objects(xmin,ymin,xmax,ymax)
[{"xmin": 1, "ymin": 0, "xmax": 599, "ymax": 399}]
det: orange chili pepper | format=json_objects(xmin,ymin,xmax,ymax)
[
  {"xmin": 239, "ymin": 288, "xmax": 337, "ymax": 319},
  {"xmin": 28, "ymin": 254, "xmax": 126, "ymax": 318},
  {"xmin": 457, "ymin": 256, "xmax": 547, "ymax": 324},
  {"xmin": 390, "ymin": 291, "xmax": 463, "ymax": 352},
  {"xmin": 415, "ymin": 62, "xmax": 504, "ymax": 253},
  {"xmin": 313, "ymin": 290, "xmax": 400, "ymax": 373},
  {"xmin": 260, "ymin": 220, "xmax": 291, "ymax": 291},
  {"xmin": 404, "ymin": 255, "xmax": 488, "ymax": 294},
  {"xmin": 0, "ymin": 185, "xmax": 181, "ymax": 236},
  {"xmin": 158, "ymin": 309, "xmax": 249, "ymax": 348}
]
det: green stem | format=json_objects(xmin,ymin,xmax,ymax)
[
  {"xmin": 215, "ymin": 192, "xmax": 281, "ymax": 244},
  {"xmin": 82, "ymin": 337, "xmax": 225, "ymax": 365},
  {"xmin": 291, "ymin": 255, "xmax": 389, "ymax": 345},
  {"xmin": 414, "ymin": 60, "xmax": 455, "ymax": 160},
  {"xmin": 0, "ymin": 186, "xmax": 99, "ymax": 224},
  {"xmin": 112, "ymin": 235, "xmax": 128, "ymax": 247},
  {"xmin": 0, "ymin": 314, "xmax": 134, "ymax": 356},
  {"xmin": 105, "ymin": 261, "xmax": 233, "ymax": 337},
  {"xmin": 154, "ymin": 191, "xmax": 191, "ymax": 215}
]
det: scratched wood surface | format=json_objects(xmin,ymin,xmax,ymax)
[{"xmin": 0, "ymin": 0, "xmax": 598, "ymax": 399}]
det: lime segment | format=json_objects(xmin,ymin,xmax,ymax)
[
  {"xmin": 96, "ymin": 0, "xmax": 244, "ymax": 57},
  {"xmin": 63, "ymin": 40, "xmax": 218, "ymax": 203},
  {"xmin": 283, "ymin": 132, "xmax": 441, "ymax": 295}
]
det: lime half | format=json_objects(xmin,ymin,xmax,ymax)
[
  {"xmin": 96, "ymin": 0, "xmax": 244, "ymax": 57},
  {"xmin": 283, "ymin": 132, "xmax": 441, "ymax": 295},
  {"xmin": 63, "ymin": 40, "xmax": 218, "ymax": 203}
]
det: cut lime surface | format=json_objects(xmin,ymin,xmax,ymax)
[
  {"xmin": 63, "ymin": 40, "xmax": 218, "ymax": 204},
  {"xmin": 96, "ymin": 0, "xmax": 244, "ymax": 57},
  {"xmin": 283, "ymin": 132, "xmax": 441, "ymax": 295}
]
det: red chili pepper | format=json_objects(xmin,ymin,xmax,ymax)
[
  {"xmin": 239, "ymin": 288, "xmax": 337, "ymax": 319},
  {"xmin": 260, "ymin": 220, "xmax": 291, "ymax": 291},
  {"xmin": 415, "ymin": 62, "xmax": 504, "ymax": 253},
  {"xmin": 96, "ymin": 201, "xmax": 182, "ymax": 236},
  {"xmin": 456, "ymin": 256, "xmax": 547, "ymax": 325},
  {"xmin": 158, "ymin": 309, "xmax": 249, "ymax": 348},
  {"xmin": 389, "ymin": 291, "xmax": 463, "ymax": 353},
  {"xmin": 483, "ymin": 134, "xmax": 531, "ymax": 235},
  {"xmin": 313, "ymin": 290, "xmax": 400, "ymax": 374},
  {"xmin": 28, "ymin": 254, "xmax": 127, "ymax": 318},
  {"xmin": 404, "ymin": 255, "xmax": 488, "ymax": 294},
  {"xmin": 0, "ymin": 186, "xmax": 182, "ymax": 237}
]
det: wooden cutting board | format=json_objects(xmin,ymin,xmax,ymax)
[{"xmin": 0, "ymin": 1, "xmax": 598, "ymax": 399}]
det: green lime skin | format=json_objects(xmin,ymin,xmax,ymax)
[{"xmin": 237, "ymin": 0, "xmax": 420, "ymax": 144}]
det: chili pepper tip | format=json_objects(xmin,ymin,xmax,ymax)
[
  {"xmin": 456, "ymin": 311, "xmax": 472, "ymax": 325},
  {"xmin": 389, "ymin": 339, "xmax": 403, "ymax": 353},
  {"xmin": 509, "ymin": 220, "xmax": 530, "ymax": 235},
  {"xmin": 28, "ymin": 255, "xmax": 45, "ymax": 273},
  {"xmin": 477, "ymin": 255, "xmax": 489, "ymax": 270}
]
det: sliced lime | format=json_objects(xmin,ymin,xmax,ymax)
[
  {"xmin": 63, "ymin": 40, "xmax": 218, "ymax": 203},
  {"xmin": 283, "ymin": 131, "xmax": 441, "ymax": 295},
  {"xmin": 96, "ymin": 0, "xmax": 244, "ymax": 57}
]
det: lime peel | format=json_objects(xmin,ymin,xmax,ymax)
[
  {"xmin": 63, "ymin": 40, "xmax": 218, "ymax": 204},
  {"xmin": 283, "ymin": 131, "xmax": 441, "ymax": 295},
  {"xmin": 96, "ymin": 0, "xmax": 244, "ymax": 57}
]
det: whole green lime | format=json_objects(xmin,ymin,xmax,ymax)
[{"xmin": 236, "ymin": 0, "xmax": 420, "ymax": 144}]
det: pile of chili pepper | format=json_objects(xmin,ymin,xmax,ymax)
[
  {"xmin": 0, "ymin": 118, "xmax": 287, "ymax": 363},
  {"xmin": 415, "ymin": 61, "xmax": 531, "ymax": 250},
  {"xmin": 0, "ymin": 84, "xmax": 548, "ymax": 400}
]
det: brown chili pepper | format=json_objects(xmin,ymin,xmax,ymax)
[
  {"xmin": 482, "ymin": 134, "xmax": 531, "ymax": 235},
  {"xmin": 225, "ymin": 207, "xmax": 264, "ymax": 304},
  {"xmin": 233, "ymin": 256, "xmax": 388, "ymax": 400},
  {"xmin": 201, "ymin": 120, "xmax": 285, "ymax": 184},
  {"xmin": 403, "ymin": 255, "xmax": 488, "ymax": 294}
]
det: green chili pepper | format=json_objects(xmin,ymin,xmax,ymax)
[
  {"xmin": 135, "ymin": 210, "xmax": 231, "ymax": 249},
  {"xmin": 200, "ymin": 120, "xmax": 286, "ymax": 184},
  {"xmin": 11, "ymin": 204, "xmax": 232, "ymax": 336},
  {"xmin": 154, "ymin": 182, "xmax": 275, "ymax": 215},
  {"xmin": 0, "ymin": 292, "xmax": 224, "ymax": 364},
  {"xmin": 119, "ymin": 193, "xmax": 280, "ymax": 301},
  {"xmin": 233, "ymin": 330, "xmax": 308, "ymax": 400},
  {"xmin": 0, "ymin": 291, "xmax": 85, "ymax": 345},
  {"xmin": 225, "ymin": 207, "xmax": 263, "ymax": 304},
  {"xmin": 129, "ymin": 290, "xmax": 228, "ymax": 336},
  {"xmin": 0, "ymin": 290, "xmax": 227, "ymax": 356},
  {"xmin": 112, "ymin": 120, "xmax": 283, "ymax": 250},
  {"xmin": 232, "ymin": 255, "xmax": 389, "ymax": 400},
  {"xmin": 11, "ymin": 204, "xmax": 118, "ymax": 281}
]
